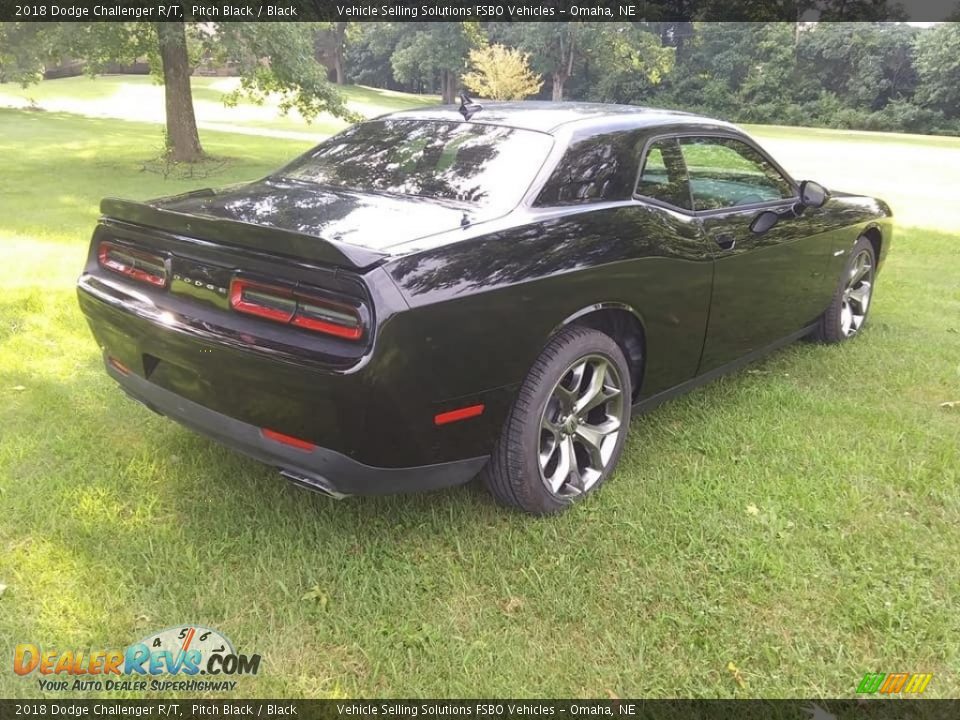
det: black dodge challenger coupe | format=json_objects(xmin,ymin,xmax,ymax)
[{"xmin": 78, "ymin": 102, "xmax": 892, "ymax": 514}]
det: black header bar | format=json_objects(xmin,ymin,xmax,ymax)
[{"xmin": 1, "ymin": 0, "xmax": 957, "ymax": 22}]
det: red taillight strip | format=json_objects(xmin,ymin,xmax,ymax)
[
  {"xmin": 230, "ymin": 277, "xmax": 364, "ymax": 340},
  {"xmin": 291, "ymin": 314, "xmax": 363, "ymax": 340},
  {"xmin": 98, "ymin": 241, "xmax": 167, "ymax": 288},
  {"xmin": 230, "ymin": 279, "xmax": 296, "ymax": 323},
  {"xmin": 261, "ymin": 428, "xmax": 316, "ymax": 452},
  {"xmin": 434, "ymin": 403, "xmax": 485, "ymax": 426}
]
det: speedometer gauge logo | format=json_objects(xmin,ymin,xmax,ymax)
[{"xmin": 13, "ymin": 623, "xmax": 261, "ymax": 686}]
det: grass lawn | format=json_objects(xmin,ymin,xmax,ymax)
[
  {"xmin": 0, "ymin": 86, "xmax": 959, "ymax": 700},
  {"xmin": 0, "ymin": 75, "xmax": 438, "ymax": 139}
]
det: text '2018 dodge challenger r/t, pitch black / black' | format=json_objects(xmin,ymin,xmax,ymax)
[{"xmin": 78, "ymin": 101, "xmax": 892, "ymax": 514}]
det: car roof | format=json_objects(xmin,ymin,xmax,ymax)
[{"xmin": 377, "ymin": 101, "xmax": 741, "ymax": 136}]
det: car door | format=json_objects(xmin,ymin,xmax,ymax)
[
  {"xmin": 678, "ymin": 135, "xmax": 836, "ymax": 372},
  {"xmin": 628, "ymin": 136, "xmax": 713, "ymax": 396}
]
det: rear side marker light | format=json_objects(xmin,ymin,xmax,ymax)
[
  {"xmin": 107, "ymin": 356, "xmax": 132, "ymax": 376},
  {"xmin": 261, "ymin": 428, "xmax": 316, "ymax": 452},
  {"xmin": 230, "ymin": 278, "xmax": 364, "ymax": 341},
  {"xmin": 98, "ymin": 241, "xmax": 168, "ymax": 288},
  {"xmin": 434, "ymin": 403, "xmax": 485, "ymax": 426}
]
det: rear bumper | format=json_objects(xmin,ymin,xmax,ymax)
[
  {"xmin": 78, "ymin": 270, "xmax": 509, "ymax": 473},
  {"xmin": 106, "ymin": 358, "xmax": 487, "ymax": 496}
]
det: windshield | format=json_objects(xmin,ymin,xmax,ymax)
[{"xmin": 278, "ymin": 119, "xmax": 554, "ymax": 213}]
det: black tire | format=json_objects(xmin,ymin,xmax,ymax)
[
  {"xmin": 811, "ymin": 237, "xmax": 876, "ymax": 344},
  {"xmin": 483, "ymin": 326, "xmax": 632, "ymax": 515}
]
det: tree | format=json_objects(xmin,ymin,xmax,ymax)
[
  {"xmin": 391, "ymin": 23, "xmax": 480, "ymax": 103},
  {"xmin": 331, "ymin": 22, "xmax": 348, "ymax": 85},
  {"xmin": 574, "ymin": 24, "xmax": 675, "ymax": 105},
  {"xmin": 156, "ymin": 23, "xmax": 202, "ymax": 162},
  {"xmin": 315, "ymin": 22, "xmax": 351, "ymax": 84},
  {"xmin": 344, "ymin": 23, "xmax": 406, "ymax": 89},
  {"xmin": 492, "ymin": 23, "xmax": 608, "ymax": 101},
  {"xmin": 797, "ymin": 23, "xmax": 919, "ymax": 111},
  {"xmin": 463, "ymin": 44, "xmax": 542, "ymax": 101},
  {"xmin": 662, "ymin": 23, "xmax": 798, "ymax": 120},
  {"xmin": 914, "ymin": 23, "xmax": 960, "ymax": 117},
  {"xmin": 0, "ymin": 19, "xmax": 355, "ymax": 162}
]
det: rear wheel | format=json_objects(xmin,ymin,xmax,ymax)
[
  {"xmin": 812, "ymin": 237, "xmax": 876, "ymax": 343},
  {"xmin": 483, "ymin": 326, "xmax": 632, "ymax": 515}
]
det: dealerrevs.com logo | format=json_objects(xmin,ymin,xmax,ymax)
[{"xmin": 13, "ymin": 625, "xmax": 261, "ymax": 693}]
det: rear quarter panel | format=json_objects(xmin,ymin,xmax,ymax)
[{"xmin": 382, "ymin": 202, "xmax": 715, "ymax": 416}]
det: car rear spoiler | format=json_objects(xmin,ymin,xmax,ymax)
[{"xmin": 99, "ymin": 197, "xmax": 389, "ymax": 272}]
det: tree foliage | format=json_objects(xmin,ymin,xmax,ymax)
[
  {"xmin": 575, "ymin": 24, "xmax": 675, "ymax": 104},
  {"xmin": 463, "ymin": 44, "xmax": 542, "ymax": 101},
  {"xmin": 390, "ymin": 23, "xmax": 481, "ymax": 103},
  {"xmin": 913, "ymin": 23, "xmax": 960, "ymax": 115},
  {"xmin": 490, "ymin": 23, "xmax": 607, "ymax": 101}
]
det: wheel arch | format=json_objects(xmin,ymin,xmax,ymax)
[
  {"xmin": 551, "ymin": 303, "xmax": 647, "ymax": 400},
  {"xmin": 861, "ymin": 223, "xmax": 883, "ymax": 268}
]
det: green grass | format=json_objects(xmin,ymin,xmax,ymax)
[
  {"xmin": 0, "ymin": 75, "xmax": 439, "ymax": 139},
  {"xmin": 1, "ymin": 91, "xmax": 959, "ymax": 700}
]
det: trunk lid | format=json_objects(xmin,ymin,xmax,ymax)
[{"xmin": 129, "ymin": 178, "xmax": 486, "ymax": 264}]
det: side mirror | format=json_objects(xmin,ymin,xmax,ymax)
[
  {"xmin": 799, "ymin": 180, "xmax": 829, "ymax": 208},
  {"xmin": 750, "ymin": 210, "xmax": 780, "ymax": 234}
]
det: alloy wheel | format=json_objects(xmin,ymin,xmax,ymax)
[
  {"xmin": 840, "ymin": 249, "xmax": 873, "ymax": 337},
  {"xmin": 537, "ymin": 354, "xmax": 624, "ymax": 498}
]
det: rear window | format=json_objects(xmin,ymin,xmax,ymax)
[
  {"xmin": 279, "ymin": 119, "xmax": 553, "ymax": 213},
  {"xmin": 535, "ymin": 132, "xmax": 639, "ymax": 206}
]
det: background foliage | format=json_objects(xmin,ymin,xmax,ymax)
[
  {"xmin": 4, "ymin": 21, "xmax": 960, "ymax": 138},
  {"xmin": 344, "ymin": 21, "xmax": 960, "ymax": 135}
]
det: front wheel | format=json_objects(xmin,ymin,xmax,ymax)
[
  {"xmin": 483, "ymin": 326, "xmax": 632, "ymax": 515},
  {"xmin": 811, "ymin": 237, "xmax": 876, "ymax": 343}
]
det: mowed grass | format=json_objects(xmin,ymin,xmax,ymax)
[
  {"xmin": 1, "ymin": 94, "xmax": 959, "ymax": 701},
  {"xmin": 0, "ymin": 75, "xmax": 438, "ymax": 139}
]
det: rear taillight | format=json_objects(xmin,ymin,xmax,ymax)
[
  {"xmin": 98, "ymin": 241, "xmax": 168, "ymax": 288},
  {"xmin": 229, "ymin": 278, "xmax": 364, "ymax": 340}
]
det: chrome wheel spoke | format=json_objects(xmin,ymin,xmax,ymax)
[
  {"xmin": 577, "ymin": 362, "xmax": 622, "ymax": 415},
  {"xmin": 847, "ymin": 282, "xmax": 871, "ymax": 312},
  {"xmin": 850, "ymin": 258, "xmax": 872, "ymax": 286},
  {"xmin": 539, "ymin": 432, "xmax": 559, "ymax": 469},
  {"xmin": 840, "ymin": 303, "xmax": 853, "ymax": 335},
  {"xmin": 573, "ymin": 359, "xmax": 607, "ymax": 413},
  {"xmin": 546, "ymin": 436, "xmax": 575, "ymax": 494},
  {"xmin": 555, "ymin": 362, "xmax": 585, "ymax": 413},
  {"xmin": 566, "ymin": 442, "xmax": 585, "ymax": 494},
  {"xmin": 575, "ymin": 417, "xmax": 619, "ymax": 469}
]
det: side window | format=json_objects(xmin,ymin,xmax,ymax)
[
  {"xmin": 634, "ymin": 138, "xmax": 691, "ymax": 210},
  {"xmin": 679, "ymin": 137, "xmax": 794, "ymax": 211},
  {"xmin": 536, "ymin": 133, "xmax": 637, "ymax": 206}
]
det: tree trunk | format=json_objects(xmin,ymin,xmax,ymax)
[
  {"xmin": 449, "ymin": 71, "xmax": 458, "ymax": 103},
  {"xmin": 333, "ymin": 22, "xmax": 347, "ymax": 84},
  {"xmin": 156, "ymin": 22, "xmax": 202, "ymax": 163},
  {"xmin": 552, "ymin": 72, "xmax": 566, "ymax": 101},
  {"xmin": 442, "ymin": 70, "xmax": 457, "ymax": 104}
]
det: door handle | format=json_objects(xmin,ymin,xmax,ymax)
[{"xmin": 712, "ymin": 232, "xmax": 736, "ymax": 250}]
